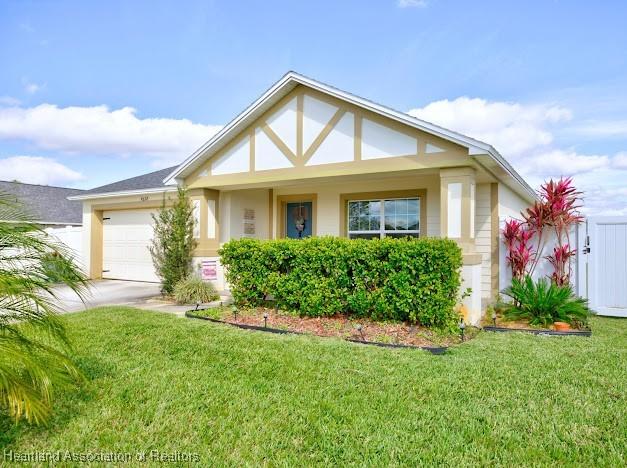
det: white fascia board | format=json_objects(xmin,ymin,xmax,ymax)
[
  {"xmin": 476, "ymin": 146, "xmax": 536, "ymax": 201},
  {"xmin": 67, "ymin": 186, "xmax": 178, "ymax": 201}
]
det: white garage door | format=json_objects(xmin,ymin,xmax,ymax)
[{"xmin": 102, "ymin": 209, "xmax": 160, "ymax": 282}]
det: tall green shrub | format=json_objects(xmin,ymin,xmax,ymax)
[
  {"xmin": 220, "ymin": 236, "xmax": 462, "ymax": 329},
  {"xmin": 150, "ymin": 187, "xmax": 196, "ymax": 294}
]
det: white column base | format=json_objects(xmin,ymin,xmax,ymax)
[{"xmin": 461, "ymin": 261, "xmax": 483, "ymax": 326}]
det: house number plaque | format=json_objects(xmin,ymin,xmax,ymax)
[{"xmin": 243, "ymin": 208, "xmax": 256, "ymax": 236}]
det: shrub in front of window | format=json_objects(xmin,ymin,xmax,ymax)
[{"xmin": 219, "ymin": 236, "xmax": 462, "ymax": 329}]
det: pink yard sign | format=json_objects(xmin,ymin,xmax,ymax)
[{"xmin": 201, "ymin": 260, "xmax": 217, "ymax": 281}]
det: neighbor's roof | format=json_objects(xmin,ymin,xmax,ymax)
[
  {"xmin": 164, "ymin": 71, "xmax": 536, "ymax": 201},
  {"xmin": 0, "ymin": 180, "xmax": 84, "ymax": 225},
  {"xmin": 69, "ymin": 166, "xmax": 178, "ymax": 200}
]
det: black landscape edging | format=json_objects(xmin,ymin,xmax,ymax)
[
  {"xmin": 483, "ymin": 325, "xmax": 591, "ymax": 337},
  {"xmin": 346, "ymin": 339, "xmax": 447, "ymax": 355},
  {"xmin": 186, "ymin": 310, "xmax": 448, "ymax": 354}
]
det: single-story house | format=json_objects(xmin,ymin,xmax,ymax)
[
  {"xmin": 1, "ymin": 180, "xmax": 84, "ymax": 254},
  {"xmin": 69, "ymin": 71, "xmax": 534, "ymax": 324}
]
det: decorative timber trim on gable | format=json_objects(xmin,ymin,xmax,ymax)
[
  {"xmin": 168, "ymin": 71, "xmax": 536, "ymax": 201},
  {"xmin": 184, "ymin": 85, "xmax": 471, "ymax": 189}
]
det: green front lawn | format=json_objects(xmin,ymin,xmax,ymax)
[{"xmin": 2, "ymin": 307, "xmax": 626, "ymax": 465}]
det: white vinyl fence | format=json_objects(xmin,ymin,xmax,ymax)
[
  {"xmin": 578, "ymin": 217, "xmax": 627, "ymax": 317},
  {"xmin": 44, "ymin": 225, "xmax": 82, "ymax": 258},
  {"xmin": 499, "ymin": 216, "xmax": 627, "ymax": 317}
]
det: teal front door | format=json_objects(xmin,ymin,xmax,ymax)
[{"xmin": 286, "ymin": 202, "xmax": 313, "ymax": 239}]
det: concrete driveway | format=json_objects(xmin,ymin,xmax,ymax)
[{"xmin": 54, "ymin": 279, "xmax": 187, "ymax": 314}]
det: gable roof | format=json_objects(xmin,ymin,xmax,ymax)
[
  {"xmin": 164, "ymin": 71, "xmax": 536, "ymax": 201},
  {"xmin": 0, "ymin": 180, "xmax": 84, "ymax": 225},
  {"xmin": 69, "ymin": 166, "xmax": 178, "ymax": 200}
]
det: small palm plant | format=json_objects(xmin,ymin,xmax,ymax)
[
  {"xmin": 501, "ymin": 276, "xmax": 590, "ymax": 328},
  {"xmin": 0, "ymin": 190, "xmax": 88, "ymax": 423}
]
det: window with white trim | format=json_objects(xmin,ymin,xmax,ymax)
[{"xmin": 347, "ymin": 197, "xmax": 420, "ymax": 239}]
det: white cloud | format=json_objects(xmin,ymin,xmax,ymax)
[
  {"xmin": 0, "ymin": 96, "xmax": 20, "ymax": 106},
  {"xmin": 525, "ymin": 149, "xmax": 610, "ymax": 176},
  {"xmin": 0, "ymin": 156, "xmax": 83, "ymax": 185},
  {"xmin": 398, "ymin": 0, "xmax": 428, "ymax": 7},
  {"xmin": 407, "ymin": 96, "xmax": 626, "ymax": 215},
  {"xmin": 612, "ymin": 152, "xmax": 627, "ymax": 169},
  {"xmin": 24, "ymin": 83, "xmax": 40, "ymax": 94},
  {"xmin": 21, "ymin": 78, "xmax": 43, "ymax": 95},
  {"xmin": 408, "ymin": 97, "xmax": 571, "ymax": 160},
  {"xmin": 571, "ymin": 120, "xmax": 627, "ymax": 137},
  {"xmin": 0, "ymin": 103, "xmax": 223, "ymax": 166},
  {"xmin": 576, "ymin": 181, "xmax": 627, "ymax": 216}
]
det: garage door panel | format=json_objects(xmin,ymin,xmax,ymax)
[{"xmin": 102, "ymin": 209, "xmax": 160, "ymax": 282}]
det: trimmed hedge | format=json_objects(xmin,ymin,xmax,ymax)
[{"xmin": 219, "ymin": 236, "xmax": 462, "ymax": 329}]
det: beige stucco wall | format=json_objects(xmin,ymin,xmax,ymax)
[
  {"xmin": 221, "ymin": 188, "xmax": 271, "ymax": 241},
  {"xmin": 269, "ymin": 174, "xmax": 440, "ymax": 238}
]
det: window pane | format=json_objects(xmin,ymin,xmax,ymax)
[
  {"xmin": 370, "ymin": 215, "xmax": 380, "ymax": 230},
  {"xmin": 384, "ymin": 200, "xmax": 395, "ymax": 216},
  {"xmin": 384, "ymin": 216, "xmax": 395, "ymax": 230},
  {"xmin": 349, "ymin": 233, "xmax": 381, "ymax": 240},
  {"xmin": 360, "ymin": 201, "xmax": 370, "ymax": 216},
  {"xmin": 395, "ymin": 216, "xmax": 408, "ymax": 230},
  {"xmin": 407, "ymin": 198, "xmax": 419, "ymax": 214},
  {"xmin": 407, "ymin": 214, "xmax": 419, "ymax": 231},
  {"xmin": 349, "ymin": 201, "xmax": 359, "ymax": 217},
  {"xmin": 394, "ymin": 199, "xmax": 408, "ymax": 214},
  {"xmin": 369, "ymin": 200, "xmax": 381, "ymax": 215},
  {"xmin": 357, "ymin": 215, "xmax": 368, "ymax": 231},
  {"xmin": 349, "ymin": 216, "xmax": 359, "ymax": 231}
]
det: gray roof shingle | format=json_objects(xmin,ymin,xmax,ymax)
[
  {"xmin": 80, "ymin": 166, "xmax": 178, "ymax": 196},
  {"xmin": 0, "ymin": 181, "xmax": 84, "ymax": 225}
]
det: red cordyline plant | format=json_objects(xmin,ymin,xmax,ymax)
[
  {"xmin": 502, "ymin": 219, "xmax": 535, "ymax": 281},
  {"xmin": 503, "ymin": 177, "xmax": 583, "ymax": 286}
]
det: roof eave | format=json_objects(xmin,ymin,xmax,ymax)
[{"xmin": 68, "ymin": 186, "xmax": 178, "ymax": 201}]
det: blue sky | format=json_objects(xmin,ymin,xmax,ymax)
[{"xmin": 1, "ymin": 0, "xmax": 626, "ymax": 213}]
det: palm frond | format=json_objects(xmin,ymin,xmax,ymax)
[{"xmin": 0, "ymin": 189, "xmax": 89, "ymax": 423}]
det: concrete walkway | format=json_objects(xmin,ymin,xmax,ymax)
[{"xmin": 54, "ymin": 279, "xmax": 217, "ymax": 316}]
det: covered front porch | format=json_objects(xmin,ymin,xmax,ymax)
[{"xmin": 189, "ymin": 167, "xmax": 492, "ymax": 324}]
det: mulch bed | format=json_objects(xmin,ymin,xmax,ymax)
[{"xmin": 187, "ymin": 306, "xmax": 476, "ymax": 352}]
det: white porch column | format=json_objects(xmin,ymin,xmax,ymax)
[
  {"xmin": 440, "ymin": 167, "xmax": 476, "ymax": 252},
  {"xmin": 440, "ymin": 167, "xmax": 483, "ymax": 324}
]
